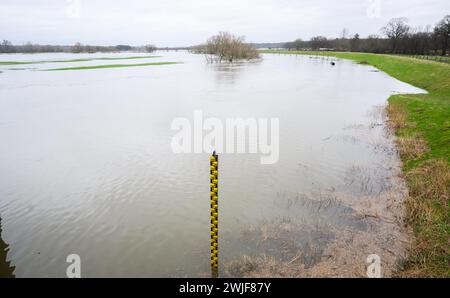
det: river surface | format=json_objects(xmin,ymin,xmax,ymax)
[{"xmin": 0, "ymin": 51, "xmax": 424, "ymax": 277}]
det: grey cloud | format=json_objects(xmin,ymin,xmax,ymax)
[{"xmin": 0, "ymin": 0, "xmax": 448, "ymax": 46}]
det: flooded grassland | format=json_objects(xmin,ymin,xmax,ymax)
[{"xmin": 0, "ymin": 52, "xmax": 425, "ymax": 277}]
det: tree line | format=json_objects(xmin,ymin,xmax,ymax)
[
  {"xmin": 2, "ymin": 15, "xmax": 448, "ymax": 56},
  {"xmin": 0, "ymin": 41, "xmax": 158, "ymax": 54},
  {"xmin": 284, "ymin": 15, "xmax": 449, "ymax": 56}
]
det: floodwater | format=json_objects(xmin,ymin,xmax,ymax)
[{"xmin": 0, "ymin": 51, "xmax": 425, "ymax": 277}]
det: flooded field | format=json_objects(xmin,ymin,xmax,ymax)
[{"xmin": 0, "ymin": 51, "xmax": 425, "ymax": 277}]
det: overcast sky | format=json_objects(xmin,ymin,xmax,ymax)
[{"xmin": 0, "ymin": 0, "xmax": 448, "ymax": 47}]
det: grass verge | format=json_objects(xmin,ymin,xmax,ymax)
[
  {"xmin": 262, "ymin": 50, "xmax": 449, "ymax": 277},
  {"xmin": 0, "ymin": 55, "xmax": 161, "ymax": 66},
  {"xmin": 42, "ymin": 62, "xmax": 181, "ymax": 71}
]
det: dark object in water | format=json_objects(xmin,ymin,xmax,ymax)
[
  {"xmin": 0, "ymin": 217, "xmax": 15, "ymax": 277},
  {"xmin": 330, "ymin": 61, "xmax": 336, "ymax": 66}
]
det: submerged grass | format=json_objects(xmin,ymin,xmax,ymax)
[
  {"xmin": 0, "ymin": 55, "xmax": 161, "ymax": 66},
  {"xmin": 225, "ymin": 254, "xmax": 299, "ymax": 278},
  {"xmin": 0, "ymin": 217, "xmax": 15, "ymax": 278},
  {"xmin": 42, "ymin": 61, "xmax": 181, "ymax": 71},
  {"xmin": 262, "ymin": 50, "xmax": 450, "ymax": 277},
  {"xmin": 397, "ymin": 135, "xmax": 429, "ymax": 161}
]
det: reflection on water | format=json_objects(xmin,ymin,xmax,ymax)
[
  {"xmin": 209, "ymin": 61, "xmax": 260, "ymax": 85},
  {"xmin": 0, "ymin": 51, "xmax": 425, "ymax": 277},
  {"xmin": 0, "ymin": 217, "xmax": 15, "ymax": 277}
]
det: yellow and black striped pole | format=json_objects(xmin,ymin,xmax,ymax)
[{"xmin": 210, "ymin": 151, "xmax": 219, "ymax": 278}]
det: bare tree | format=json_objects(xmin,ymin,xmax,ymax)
[
  {"xmin": 22, "ymin": 42, "xmax": 35, "ymax": 53},
  {"xmin": 72, "ymin": 42, "xmax": 83, "ymax": 53},
  {"xmin": 310, "ymin": 36, "xmax": 329, "ymax": 50},
  {"xmin": 200, "ymin": 32, "xmax": 259, "ymax": 63},
  {"xmin": 382, "ymin": 18, "xmax": 410, "ymax": 53},
  {"xmin": 341, "ymin": 28, "xmax": 349, "ymax": 39},
  {"xmin": 0, "ymin": 40, "xmax": 14, "ymax": 53},
  {"xmin": 434, "ymin": 15, "xmax": 450, "ymax": 55},
  {"xmin": 145, "ymin": 44, "xmax": 157, "ymax": 53},
  {"xmin": 84, "ymin": 45, "xmax": 96, "ymax": 53},
  {"xmin": 337, "ymin": 28, "xmax": 350, "ymax": 51},
  {"xmin": 363, "ymin": 35, "xmax": 386, "ymax": 53},
  {"xmin": 350, "ymin": 34, "xmax": 360, "ymax": 52},
  {"xmin": 291, "ymin": 38, "xmax": 304, "ymax": 50}
]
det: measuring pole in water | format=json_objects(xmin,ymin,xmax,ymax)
[{"xmin": 210, "ymin": 151, "xmax": 219, "ymax": 278}]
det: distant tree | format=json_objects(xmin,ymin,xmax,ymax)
[
  {"xmin": 145, "ymin": 44, "xmax": 157, "ymax": 53},
  {"xmin": 337, "ymin": 28, "xmax": 350, "ymax": 51},
  {"xmin": 350, "ymin": 33, "xmax": 360, "ymax": 52},
  {"xmin": 341, "ymin": 28, "xmax": 349, "ymax": 39},
  {"xmin": 289, "ymin": 38, "xmax": 304, "ymax": 50},
  {"xmin": 116, "ymin": 45, "xmax": 132, "ymax": 51},
  {"xmin": 405, "ymin": 27, "xmax": 432, "ymax": 55},
  {"xmin": 23, "ymin": 42, "xmax": 34, "ymax": 53},
  {"xmin": 72, "ymin": 42, "xmax": 83, "ymax": 53},
  {"xmin": 284, "ymin": 40, "xmax": 295, "ymax": 50},
  {"xmin": 382, "ymin": 18, "xmax": 410, "ymax": 53},
  {"xmin": 0, "ymin": 40, "xmax": 14, "ymax": 53},
  {"xmin": 434, "ymin": 15, "xmax": 450, "ymax": 55},
  {"xmin": 84, "ymin": 45, "xmax": 96, "ymax": 53},
  {"xmin": 419, "ymin": 25, "xmax": 433, "ymax": 55},
  {"xmin": 310, "ymin": 36, "xmax": 329, "ymax": 50}
]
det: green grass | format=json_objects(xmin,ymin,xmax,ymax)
[
  {"xmin": 262, "ymin": 50, "xmax": 450, "ymax": 277},
  {"xmin": 400, "ymin": 54, "xmax": 450, "ymax": 64},
  {"xmin": 42, "ymin": 61, "xmax": 181, "ymax": 71},
  {"xmin": 0, "ymin": 56, "xmax": 161, "ymax": 66},
  {"xmin": 0, "ymin": 61, "xmax": 31, "ymax": 65}
]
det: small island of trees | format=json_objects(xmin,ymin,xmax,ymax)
[{"xmin": 193, "ymin": 32, "xmax": 260, "ymax": 63}]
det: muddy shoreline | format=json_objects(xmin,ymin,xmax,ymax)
[
  {"xmin": 223, "ymin": 106, "xmax": 414, "ymax": 277},
  {"xmin": 0, "ymin": 217, "xmax": 15, "ymax": 278}
]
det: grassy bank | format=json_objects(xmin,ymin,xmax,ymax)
[
  {"xmin": 42, "ymin": 61, "xmax": 181, "ymax": 71},
  {"xmin": 262, "ymin": 50, "xmax": 449, "ymax": 277},
  {"xmin": 0, "ymin": 55, "xmax": 161, "ymax": 66}
]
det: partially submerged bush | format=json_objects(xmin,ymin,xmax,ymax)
[{"xmin": 194, "ymin": 32, "xmax": 260, "ymax": 63}]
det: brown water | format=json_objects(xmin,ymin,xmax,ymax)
[{"xmin": 0, "ymin": 51, "xmax": 424, "ymax": 277}]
